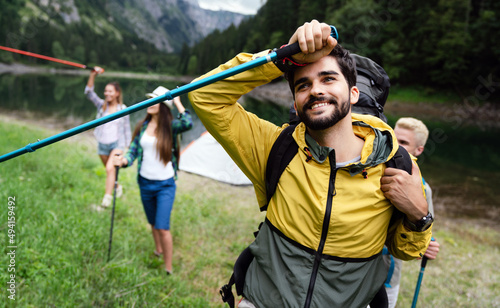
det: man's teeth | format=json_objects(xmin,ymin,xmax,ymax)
[{"xmin": 311, "ymin": 102, "xmax": 328, "ymax": 109}]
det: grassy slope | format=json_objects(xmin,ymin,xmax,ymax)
[
  {"xmin": 0, "ymin": 117, "xmax": 498, "ymax": 307},
  {"xmin": 0, "ymin": 118, "xmax": 264, "ymax": 307}
]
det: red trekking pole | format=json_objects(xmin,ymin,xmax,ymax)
[{"xmin": 0, "ymin": 45, "xmax": 97, "ymax": 70}]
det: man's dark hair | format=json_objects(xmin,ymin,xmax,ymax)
[{"xmin": 284, "ymin": 44, "xmax": 357, "ymax": 97}]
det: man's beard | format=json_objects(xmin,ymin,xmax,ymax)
[{"xmin": 297, "ymin": 95, "xmax": 350, "ymax": 130}]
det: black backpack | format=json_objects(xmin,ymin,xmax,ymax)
[
  {"xmin": 351, "ymin": 53, "xmax": 391, "ymax": 123},
  {"xmin": 220, "ymin": 54, "xmax": 409, "ymax": 308}
]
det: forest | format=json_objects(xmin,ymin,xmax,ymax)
[
  {"xmin": 2, "ymin": 0, "xmax": 500, "ymax": 102},
  {"xmin": 184, "ymin": 0, "xmax": 500, "ymax": 102}
]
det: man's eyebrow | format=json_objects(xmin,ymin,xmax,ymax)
[
  {"xmin": 319, "ymin": 70, "xmax": 339, "ymax": 77},
  {"xmin": 294, "ymin": 70, "xmax": 340, "ymax": 88},
  {"xmin": 294, "ymin": 77, "xmax": 309, "ymax": 89}
]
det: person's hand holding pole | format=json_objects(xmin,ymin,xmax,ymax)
[
  {"xmin": 423, "ymin": 239, "xmax": 440, "ymax": 259},
  {"xmin": 92, "ymin": 66, "xmax": 105, "ymax": 74},
  {"xmin": 87, "ymin": 66, "xmax": 105, "ymax": 89},
  {"xmin": 0, "ymin": 22, "xmax": 338, "ymax": 164},
  {"xmin": 113, "ymin": 151, "xmax": 127, "ymax": 168},
  {"xmin": 288, "ymin": 20, "xmax": 337, "ymax": 65}
]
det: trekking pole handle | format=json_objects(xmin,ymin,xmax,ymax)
[
  {"xmin": 420, "ymin": 256, "xmax": 428, "ymax": 268},
  {"xmin": 420, "ymin": 237, "xmax": 435, "ymax": 269},
  {"xmin": 274, "ymin": 25, "xmax": 338, "ymax": 60}
]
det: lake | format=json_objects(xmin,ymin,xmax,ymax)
[
  {"xmin": 1, "ymin": 70, "xmax": 499, "ymax": 172},
  {"xmin": 0, "ymin": 71, "xmax": 290, "ymax": 148},
  {"xmin": 2, "ymin": 70, "xmax": 500, "ymax": 218}
]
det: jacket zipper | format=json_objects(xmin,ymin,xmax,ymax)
[{"xmin": 304, "ymin": 151, "xmax": 337, "ymax": 308}]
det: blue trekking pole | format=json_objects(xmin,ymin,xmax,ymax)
[
  {"xmin": 411, "ymin": 237, "xmax": 435, "ymax": 308},
  {"xmin": 0, "ymin": 26, "xmax": 338, "ymax": 164}
]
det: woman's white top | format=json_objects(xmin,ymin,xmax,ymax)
[
  {"xmin": 84, "ymin": 85, "xmax": 131, "ymax": 147},
  {"xmin": 97, "ymin": 109, "xmax": 120, "ymax": 144},
  {"xmin": 139, "ymin": 132, "xmax": 174, "ymax": 180}
]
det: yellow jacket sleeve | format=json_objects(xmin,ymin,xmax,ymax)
[{"xmin": 188, "ymin": 51, "xmax": 285, "ymax": 205}]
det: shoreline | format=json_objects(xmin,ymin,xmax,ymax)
[
  {"xmin": 2, "ymin": 62, "xmax": 499, "ymax": 129},
  {"xmin": 0, "ymin": 62, "xmax": 194, "ymax": 83}
]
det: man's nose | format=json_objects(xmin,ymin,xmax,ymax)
[{"xmin": 310, "ymin": 81, "xmax": 325, "ymax": 96}]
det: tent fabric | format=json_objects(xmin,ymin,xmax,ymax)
[{"xmin": 179, "ymin": 131, "xmax": 252, "ymax": 186}]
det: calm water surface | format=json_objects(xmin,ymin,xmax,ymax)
[
  {"xmin": 0, "ymin": 73, "xmax": 289, "ymax": 147},
  {"xmin": 2, "ymin": 72, "xmax": 498, "ymax": 172}
]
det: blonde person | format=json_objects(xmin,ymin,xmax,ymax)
[
  {"xmin": 382, "ymin": 117, "xmax": 441, "ymax": 308},
  {"xmin": 114, "ymin": 87, "xmax": 193, "ymax": 274},
  {"xmin": 84, "ymin": 66, "xmax": 131, "ymax": 208}
]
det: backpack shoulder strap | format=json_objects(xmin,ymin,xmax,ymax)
[
  {"xmin": 386, "ymin": 145, "xmax": 412, "ymax": 175},
  {"xmin": 386, "ymin": 145, "xmax": 413, "ymax": 226},
  {"xmin": 263, "ymin": 124, "xmax": 299, "ymax": 211}
]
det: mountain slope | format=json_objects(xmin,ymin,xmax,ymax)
[{"xmin": 16, "ymin": 0, "xmax": 248, "ymax": 53}]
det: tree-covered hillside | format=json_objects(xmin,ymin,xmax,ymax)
[
  {"xmin": 187, "ymin": 0, "xmax": 500, "ymax": 102},
  {"xmin": 0, "ymin": 0, "xmax": 247, "ymax": 74}
]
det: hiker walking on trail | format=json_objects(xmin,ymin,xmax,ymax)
[
  {"xmin": 383, "ymin": 117, "xmax": 441, "ymax": 308},
  {"xmin": 188, "ymin": 20, "xmax": 433, "ymax": 308},
  {"xmin": 84, "ymin": 66, "xmax": 131, "ymax": 208},
  {"xmin": 113, "ymin": 86, "xmax": 193, "ymax": 274}
]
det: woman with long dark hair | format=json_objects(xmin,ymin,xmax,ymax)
[
  {"xmin": 85, "ymin": 66, "xmax": 131, "ymax": 208},
  {"xmin": 114, "ymin": 86, "xmax": 193, "ymax": 274}
]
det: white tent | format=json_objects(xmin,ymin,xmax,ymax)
[{"xmin": 179, "ymin": 131, "xmax": 252, "ymax": 186}]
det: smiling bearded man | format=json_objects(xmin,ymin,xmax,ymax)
[{"xmin": 188, "ymin": 20, "xmax": 433, "ymax": 308}]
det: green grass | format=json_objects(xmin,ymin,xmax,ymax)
[
  {"xmin": 398, "ymin": 224, "xmax": 500, "ymax": 307},
  {"xmin": 0, "ymin": 118, "xmax": 498, "ymax": 307},
  {"xmin": 0, "ymin": 119, "xmax": 264, "ymax": 307}
]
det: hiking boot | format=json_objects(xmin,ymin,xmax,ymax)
[
  {"xmin": 101, "ymin": 194, "xmax": 113, "ymax": 208},
  {"xmin": 116, "ymin": 184, "xmax": 123, "ymax": 198}
]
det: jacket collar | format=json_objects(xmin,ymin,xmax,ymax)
[{"xmin": 293, "ymin": 114, "xmax": 397, "ymax": 175}]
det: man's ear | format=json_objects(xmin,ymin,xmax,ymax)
[
  {"xmin": 294, "ymin": 101, "xmax": 298, "ymax": 115},
  {"xmin": 350, "ymin": 86, "xmax": 359, "ymax": 105},
  {"xmin": 414, "ymin": 145, "xmax": 425, "ymax": 157}
]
